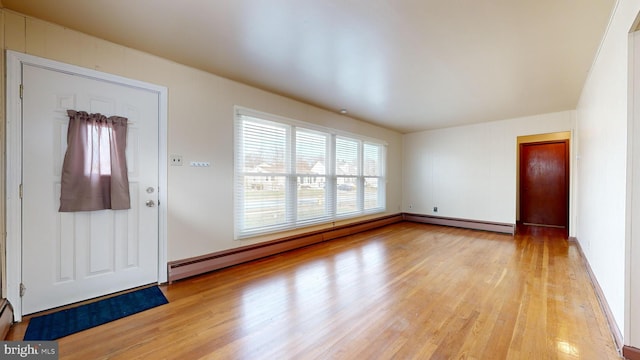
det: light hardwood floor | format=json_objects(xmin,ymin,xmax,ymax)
[{"xmin": 8, "ymin": 222, "xmax": 621, "ymax": 359}]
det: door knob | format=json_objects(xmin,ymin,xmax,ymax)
[{"xmin": 145, "ymin": 200, "xmax": 156, "ymax": 208}]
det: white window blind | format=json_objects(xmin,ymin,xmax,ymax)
[
  {"xmin": 336, "ymin": 137, "xmax": 359, "ymax": 215},
  {"xmin": 364, "ymin": 143, "xmax": 384, "ymax": 210},
  {"xmin": 234, "ymin": 107, "xmax": 386, "ymax": 239}
]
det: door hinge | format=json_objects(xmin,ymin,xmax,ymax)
[
  {"xmin": 19, "ymin": 283, "xmax": 26, "ymax": 297},
  {"xmin": 19, "ymin": 84, "xmax": 23, "ymax": 99},
  {"xmin": 19, "ymin": 184, "xmax": 23, "ymax": 199}
]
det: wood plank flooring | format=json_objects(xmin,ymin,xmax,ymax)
[{"xmin": 8, "ymin": 222, "xmax": 621, "ymax": 359}]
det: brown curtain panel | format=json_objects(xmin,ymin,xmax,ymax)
[{"xmin": 59, "ymin": 110, "xmax": 131, "ymax": 212}]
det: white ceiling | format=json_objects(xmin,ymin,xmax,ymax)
[{"xmin": 2, "ymin": 0, "xmax": 616, "ymax": 133}]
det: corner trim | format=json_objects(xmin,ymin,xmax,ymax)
[
  {"xmin": 168, "ymin": 214, "xmax": 403, "ymax": 283},
  {"xmin": 624, "ymin": 346, "xmax": 640, "ymax": 360},
  {"xmin": 570, "ymin": 237, "xmax": 624, "ymax": 353},
  {"xmin": 403, "ymin": 213, "xmax": 515, "ymax": 234}
]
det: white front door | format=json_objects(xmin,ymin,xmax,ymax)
[{"xmin": 21, "ymin": 63, "xmax": 160, "ymax": 314}]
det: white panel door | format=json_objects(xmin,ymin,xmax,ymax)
[{"xmin": 21, "ymin": 64, "xmax": 159, "ymax": 314}]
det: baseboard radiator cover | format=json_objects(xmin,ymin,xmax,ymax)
[
  {"xmin": 168, "ymin": 214, "xmax": 403, "ymax": 283},
  {"xmin": 0, "ymin": 299, "xmax": 14, "ymax": 340},
  {"xmin": 403, "ymin": 213, "xmax": 516, "ymax": 235},
  {"xmin": 570, "ymin": 237, "xmax": 624, "ymax": 355}
]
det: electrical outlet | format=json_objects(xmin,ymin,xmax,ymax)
[
  {"xmin": 169, "ymin": 155, "xmax": 183, "ymax": 166},
  {"xmin": 433, "ymin": 206, "xmax": 438, "ymax": 212}
]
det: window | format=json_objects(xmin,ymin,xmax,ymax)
[
  {"xmin": 59, "ymin": 110, "xmax": 130, "ymax": 212},
  {"xmin": 235, "ymin": 107, "xmax": 386, "ymax": 238}
]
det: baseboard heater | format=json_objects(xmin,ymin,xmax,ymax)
[
  {"xmin": 403, "ymin": 213, "xmax": 516, "ymax": 235},
  {"xmin": 168, "ymin": 214, "xmax": 403, "ymax": 283}
]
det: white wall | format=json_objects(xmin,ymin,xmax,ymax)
[
  {"xmin": 403, "ymin": 111, "xmax": 575, "ymax": 226},
  {"xmin": 576, "ymin": 0, "xmax": 640, "ymax": 346},
  {"xmin": 0, "ymin": 11, "xmax": 403, "ymax": 262}
]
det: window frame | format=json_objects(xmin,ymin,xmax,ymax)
[{"xmin": 234, "ymin": 107, "xmax": 386, "ymax": 239}]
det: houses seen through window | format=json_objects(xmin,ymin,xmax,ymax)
[{"xmin": 234, "ymin": 107, "xmax": 386, "ymax": 239}]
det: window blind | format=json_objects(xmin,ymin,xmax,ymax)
[{"xmin": 234, "ymin": 107, "xmax": 386, "ymax": 239}]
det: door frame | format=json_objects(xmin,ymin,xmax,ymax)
[
  {"xmin": 516, "ymin": 131, "xmax": 572, "ymax": 231},
  {"xmin": 5, "ymin": 50, "xmax": 169, "ymax": 321}
]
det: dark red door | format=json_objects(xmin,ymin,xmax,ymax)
[{"xmin": 520, "ymin": 140, "xmax": 569, "ymax": 228}]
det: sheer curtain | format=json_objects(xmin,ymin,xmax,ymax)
[{"xmin": 59, "ymin": 110, "xmax": 130, "ymax": 212}]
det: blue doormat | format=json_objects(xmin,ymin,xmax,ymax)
[{"xmin": 24, "ymin": 286, "xmax": 168, "ymax": 340}]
